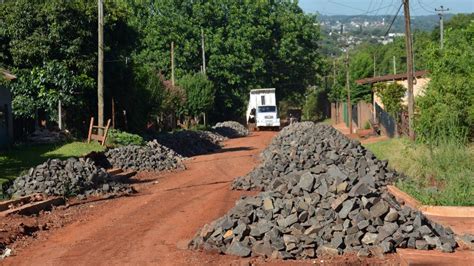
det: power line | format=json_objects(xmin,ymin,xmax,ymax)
[
  {"xmin": 384, "ymin": 3, "xmax": 404, "ymax": 36},
  {"xmin": 416, "ymin": 0, "xmax": 437, "ymax": 13},
  {"xmin": 337, "ymin": 3, "xmax": 397, "ymax": 25},
  {"xmin": 373, "ymin": 0, "xmax": 387, "ymax": 16},
  {"xmin": 365, "ymin": 0, "xmax": 374, "ymax": 15},
  {"xmin": 328, "ymin": 0, "xmax": 368, "ymax": 13}
]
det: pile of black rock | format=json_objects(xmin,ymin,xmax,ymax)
[
  {"xmin": 153, "ymin": 130, "xmax": 223, "ymax": 157},
  {"xmin": 104, "ymin": 140, "xmax": 186, "ymax": 171},
  {"xmin": 212, "ymin": 121, "xmax": 249, "ymax": 138},
  {"xmin": 189, "ymin": 122, "xmax": 458, "ymax": 259},
  {"xmin": 8, "ymin": 157, "xmax": 133, "ymax": 198},
  {"xmin": 232, "ymin": 122, "xmax": 325, "ymax": 190}
]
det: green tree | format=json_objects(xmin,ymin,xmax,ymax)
[
  {"xmin": 133, "ymin": 0, "xmax": 323, "ymax": 120},
  {"xmin": 416, "ymin": 19, "xmax": 474, "ymax": 143},
  {"xmin": 1, "ymin": 0, "xmax": 142, "ymax": 133},
  {"xmin": 9, "ymin": 61, "xmax": 94, "ymax": 124},
  {"xmin": 178, "ymin": 73, "xmax": 215, "ymax": 123},
  {"xmin": 302, "ymin": 86, "xmax": 327, "ymax": 121},
  {"xmin": 374, "ymin": 82, "xmax": 406, "ymax": 136}
]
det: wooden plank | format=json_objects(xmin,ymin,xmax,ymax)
[
  {"xmin": 0, "ymin": 194, "xmax": 42, "ymax": 212},
  {"xmin": 388, "ymin": 185, "xmax": 474, "ymax": 218},
  {"xmin": 90, "ymin": 134, "xmax": 103, "ymax": 141},
  {"xmin": 102, "ymin": 119, "xmax": 111, "ymax": 146},
  {"xmin": 387, "ymin": 185, "xmax": 421, "ymax": 209},
  {"xmin": 0, "ymin": 197, "xmax": 65, "ymax": 217},
  {"xmin": 87, "ymin": 117, "xmax": 94, "ymax": 143},
  {"xmin": 87, "ymin": 117, "xmax": 111, "ymax": 146},
  {"xmin": 107, "ymin": 168, "xmax": 123, "ymax": 175},
  {"xmin": 117, "ymin": 170, "xmax": 137, "ymax": 179}
]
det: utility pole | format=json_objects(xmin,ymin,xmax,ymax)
[
  {"xmin": 373, "ymin": 54, "xmax": 376, "ymax": 77},
  {"xmin": 403, "ymin": 0, "xmax": 415, "ymax": 140},
  {"xmin": 393, "ymin": 56, "xmax": 397, "ymax": 74},
  {"xmin": 58, "ymin": 100, "xmax": 62, "ymax": 130},
  {"xmin": 201, "ymin": 28, "xmax": 206, "ymax": 75},
  {"xmin": 201, "ymin": 29, "xmax": 207, "ymax": 126},
  {"xmin": 333, "ymin": 59, "xmax": 338, "ymax": 123},
  {"xmin": 97, "ymin": 0, "xmax": 104, "ymax": 129},
  {"xmin": 111, "ymin": 97, "xmax": 115, "ymax": 128},
  {"xmin": 170, "ymin": 41, "xmax": 176, "ymax": 129},
  {"xmin": 345, "ymin": 50, "xmax": 352, "ymax": 134},
  {"xmin": 435, "ymin": 5, "xmax": 449, "ymax": 49},
  {"xmin": 171, "ymin": 41, "xmax": 175, "ymax": 86}
]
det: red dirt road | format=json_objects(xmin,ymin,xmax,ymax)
[
  {"xmin": 3, "ymin": 132, "xmax": 276, "ymax": 265},
  {"xmin": 3, "ymin": 131, "xmax": 470, "ymax": 265}
]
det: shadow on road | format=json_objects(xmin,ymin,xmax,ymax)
[{"xmin": 213, "ymin": 146, "xmax": 254, "ymax": 154}]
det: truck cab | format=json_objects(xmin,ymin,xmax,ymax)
[
  {"xmin": 256, "ymin": 105, "xmax": 280, "ymax": 128},
  {"xmin": 247, "ymin": 88, "xmax": 280, "ymax": 130}
]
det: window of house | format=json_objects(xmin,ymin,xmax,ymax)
[{"xmin": 261, "ymin": 95, "xmax": 265, "ymax": 105}]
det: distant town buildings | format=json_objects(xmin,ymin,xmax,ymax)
[{"xmin": 321, "ymin": 16, "xmax": 405, "ymax": 50}]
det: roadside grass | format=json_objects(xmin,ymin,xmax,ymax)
[
  {"xmin": 320, "ymin": 118, "xmax": 332, "ymax": 125},
  {"xmin": 0, "ymin": 142, "xmax": 105, "ymax": 188},
  {"xmin": 364, "ymin": 138, "xmax": 474, "ymax": 206}
]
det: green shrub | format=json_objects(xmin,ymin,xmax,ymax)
[
  {"xmin": 416, "ymin": 21, "xmax": 474, "ymax": 143},
  {"xmin": 107, "ymin": 129, "xmax": 144, "ymax": 147},
  {"xmin": 302, "ymin": 86, "xmax": 326, "ymax": 121}
]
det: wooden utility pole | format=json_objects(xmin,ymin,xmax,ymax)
[
  {"xmin": 111, "ymin": 97, "xmax": 115, "ymax": 128},
  {"xmin": 393, "ymin": 56, "xmax": 397, "ymax": 74},
  {"xmin": 201, "ymin": 28, "xmax": 206, "ymax": 75},
  {"xmin": 58, "ymin": 100, "xmax": 63, "ymax": 130},
  {"xmin": 435, "ymin": 5, "xmax": 449, "ymax": 49},
  {"xmin": 345, "ymin": 50, "xmax": 352, "ymax": 134},
  {"xmin": 373, "ymin": 54, "xmax": 376, "ymax": 77},
  {"xmin": 333, "ymin": 59, "xmax": 339, "ymax": 124},
  {"xmin": 171, "ymin": 41, "xmax": 175, "ymax": 86},
  {"xmin": 403, "ymin": 0, "xmax": 415, "ymax": 140},
  {"xmin": 201, "ymin": 29, "xmax": 207, "ymax": 126},
  {"xmin": 97, "ymin": 0, "xmax": 105, "ymax": 129}
]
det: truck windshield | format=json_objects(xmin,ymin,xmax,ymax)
[{"xmin": 258, "ymin": 106, "xmax": 276, "ymax": 113}]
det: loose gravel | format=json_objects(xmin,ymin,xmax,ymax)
[
  {"xmin": 8, "ymin": 157, "xmax": 133, "ymax": 198},
  {"xmin": 189, "ymin": 122, "xmax": 458, "ymax": 259},
  {"xmin": 212, "ymin": 121, "xmax": 249, "ymax": 138}
]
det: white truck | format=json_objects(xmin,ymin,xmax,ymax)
[{"xmin": 246, "ymin": 88, "xmax": 280, "ymax": 130}]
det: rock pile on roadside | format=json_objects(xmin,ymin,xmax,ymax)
[
  {"xmin": 201, "ymin": 130, "xmax": 228, "ymax": 143},
  {"xmin": 189, "ymin": 122, "xmax": 458, "ymax": 259},
  {"xmin": 105, "ymin": 140, "xmax": 185, "ymax": 171},
  {"xmin": 8, "ymin": 158, "xmax": 133, "ymax": 197},
  {"xmin": 153, "ymin": 130, "xmax": 223, "ymax": 157},
  {"xmin": 231, "ymin": 122, "xmax": 395, "ymax": 191},
  {"xmin": 212, "ymin": 121, "xmax": 249, "ymax": 138}
]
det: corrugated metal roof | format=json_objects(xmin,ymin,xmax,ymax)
[{"xmin": 355, "ymin": 70, "xmax": 428, "ymax": 85}]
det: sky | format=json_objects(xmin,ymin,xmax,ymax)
[{"xmin": 298, "ymin": 0, "xmax": 474, "ymax": 16}]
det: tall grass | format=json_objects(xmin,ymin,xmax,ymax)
[{"xmin": 365, "ymin": 136, "xmax": 474, "ymax": 206}]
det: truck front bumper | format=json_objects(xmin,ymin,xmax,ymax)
[{"xmin": 256, "ymin": 119, "xmax": 280, "ymax": 127}]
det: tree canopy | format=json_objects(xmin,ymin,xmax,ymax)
[
  {"xmin": 133, "ymin": 0, "xmax": 324, "ymax": 120},
  {"xmin": 1, "ymin": 0, "xmax": 325, "ymax": 134}
]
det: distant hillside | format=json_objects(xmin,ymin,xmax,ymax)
[
  {"xmin": 318, "ymin": 14, "xmax": 455, "ymax": 33},
  {"xmin": 316, "ymin": 14, "xmax": 458, "ymax": 57}
]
